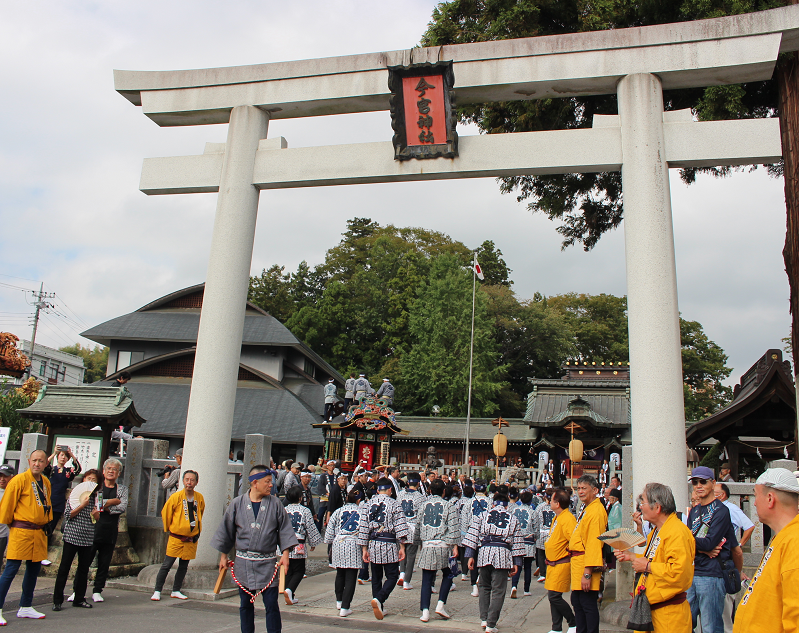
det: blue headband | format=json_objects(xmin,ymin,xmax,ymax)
[
  {"xmin": 407, "ymin": 476, "xmax": 421, "ymax": 483},
  {"xmin": 377, "ymin": 483, "xmax": 393, "ymax": 490},
  {"xmin": 474, "ymin": 484, "xmax": 487, "ymax": 491},
  {"xmin": 249, "ymin": 470, "xmax": 275, "ymax": 483},
  {"xmin": 493, "ymin": 500, "xmax": 508, "ymax": 507}
]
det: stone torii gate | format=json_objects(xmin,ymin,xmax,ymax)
[{"xmin": 115, "ymin": 7, "xmax": 798, "ymax": 566}]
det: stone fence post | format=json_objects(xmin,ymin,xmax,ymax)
[
  {"xmin": 240, "ymin": 434, "xmax": 271, "ymax": 495},
  {"xmin": 19, "ymin": 433, "xmax": 48, "ymax": 473}
]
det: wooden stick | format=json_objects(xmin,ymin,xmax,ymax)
[
  {"xmin": 213, "ymin": 565, "xmax": 227, "ymax": 594},
  {"xmin": 278, "ymin": 563, "xmax": 286, "ymax": 593}
]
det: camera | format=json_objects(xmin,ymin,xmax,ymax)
[{"xmin": 156, "ymin": 465, "xmax": 176, "ymax": 477}]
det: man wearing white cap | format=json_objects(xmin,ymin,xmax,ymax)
[
  {"xmin": 733, "ymin": 467, "xmax": 799, "ymax": 633},
  {"xmin": 376, "ymin": 378, "xmax": 394, "ymax": 405}
]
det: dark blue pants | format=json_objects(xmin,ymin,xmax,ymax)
[
  {"xmin": 420, "ymin": 568, "xmax": 454, "ymax": 611},
  {"xmin": 570, "ymin": 589, "xmax": 600, "ymax": 633},
  {"xmin": 0, "ymin": 560, "xmax": 41, "ymax": 609},
  {"xmin": 511, "ymin": 556, "xmax": 535, "ymax": 591},
  {"xmin": 370, "ymin": 561, "xmax": 399, "ymax": 605},
  {"xmin": 358, "ymin": 560, "xmax": 370, "ymax": 580},
  {"xmin": 239, "ymin": 586, "xmax": 281, "ymax": 633}
]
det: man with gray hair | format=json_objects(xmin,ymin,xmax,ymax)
[
  {"xmin": 161, "ymin": 448, "xmax": 183, "ymax": 497},
  {"xmin": 89, "ymin": 457, "xmax": 128, "ymax": 602},
  {"xmin": 733, "ymin": 468, "xmax": 799, "ymax": 632}
]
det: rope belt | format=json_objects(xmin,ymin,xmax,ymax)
[{"xmin": 228, "ymin": 559, "xmax": 281, "ymax": 604}]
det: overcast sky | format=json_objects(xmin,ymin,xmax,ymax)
[{"xmin": 0, "ymin": 0, "xmax": 790, "ymax": 387}]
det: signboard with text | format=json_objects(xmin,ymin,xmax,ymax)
[
  {"xmin": 388, "ymin": 61, "xmax": 457, "ymax": 160},
  {"xmin": 0, "ymin": 427, "xmax": 10, "ymax": 465},
  {"xmin": 53, "ymin": 435, "xmax": 104, "ymax": 472}
]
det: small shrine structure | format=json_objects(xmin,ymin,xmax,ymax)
[
  {"xmin": 314, "ymin": 395, "xmax": 408, "ymax": 471},
  {"xmin": 18, "ymin": 385, "xmax": 146, "ymax": 471}
]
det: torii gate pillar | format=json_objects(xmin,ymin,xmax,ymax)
[{"xmin": 619, "ymin": 74, "xmax": 688, "ymax": 510}]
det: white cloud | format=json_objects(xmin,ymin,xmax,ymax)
[{"xmin": 0, "ymin": 0, "xmax": 790, "ymax": 388}]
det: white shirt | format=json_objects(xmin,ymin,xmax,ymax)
[{"xmin": 722, "ymin": 499, "xmax": 754, "ymax": 533}]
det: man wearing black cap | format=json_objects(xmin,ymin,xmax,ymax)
[
  {"xmin": 358, "ymin": 477, "xmax": 410, "ymax": 620},
  {"xmin": 686, "ymin": 466, "xmax": 738, "ymax": 633}
]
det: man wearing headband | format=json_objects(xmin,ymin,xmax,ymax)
[
  {"xmin": 211, "ymin": 466, "xmax": 298, "ymax": 633},
  {"xmin": 463, "ymin": 485, "xmax": 525, "ymax": 633},
  {"xmin": 397, "ymin": 473, "xmax": 425, "ymax": 589},
  {"xmin": 733, "ymin": 467, "xmax": 799, "ymax": 633},
  {"xmin": 460, "ymin": 479, "xmax": 490, "ymax": 596},
  {"xmin": 358, "ymin": 477, "xmax": 410, "ymax": 620}
]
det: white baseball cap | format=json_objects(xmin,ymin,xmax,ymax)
[{"xmin": 756, "ymin": 468, "xmax": 799, "ymax": 494}]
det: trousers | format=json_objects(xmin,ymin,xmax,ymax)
[
  {"xmin": 239, "ymin": 586, "xmax": 281, "ymax": 633},
  {"xmin": 549, "ymin": 590, "xmax": 576, "ymax": 631},
  {"xmin": 285, "ymin": 558, "xmax": 306, "ymax": 594},
  {"xmin": 370, "ymin": 561, "xmax": 399, "ymax": 605},
  {"xmin": 399, "ymin": 542, "xmax": 418, "ymax": 584},
  {"xmin": 154, "ymin": 555, "xmax": 190, "ymax": 592},
  {"xmin": 420, "ymin": 568, "xmax": 453, "ymax": 611},
  {"xmin": 570, "ymin": 589, "xmax": 600, "ymax": 633},
  {"xmin": 511, "ymin": 556, "xmax": 535, "ymax": 591},
  {"xmin": 54, "ymin": 542, "xmax": 93, "ymax": 604},
  {"xmin": 478, "ymin": 565, "xmax": 510, "ymax": 628},
  {"xmin": 0, "ymin": 560, "xmax": 41, "ymax": 609},
  {"xmin": 688, "ymin": 575, "xmax": 726, "ymax": 633},
  {"xmin": 334, "ymin": 567, "xmax": 358, "ymax": 609},
  {"xmin": 536, "ymin": 548, "xmax": 547, "ymax": 578},
  {"xmin": 91, "ymin": 541, "xmax": 116, "ymax": 593}
]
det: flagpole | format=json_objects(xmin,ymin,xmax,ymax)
[{"xmin": 464, "ymin": 253, "xmax": 477, "ymax": 476}]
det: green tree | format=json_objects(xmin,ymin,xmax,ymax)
[
  {"xmin": 547, "ymin": 293, "xmax": 630, "ymax": 362},
  {"xmin": 400, "ymin": 254, "xmax": 507, "ymax": 416},
  {"xmin": 681, "ymin": 319, "xmax": 733, "ymax": 421},
  {"xmin": 248, "ymin": 265, "xmax": 294, "ymax": 322},
  {"xmin": 0, "ymin": 379, "xmax": 36, "ymax": 449},
  {"xmin": 59, "ymin": 344, "xmax": 109, "ymax": 383},
  {"xmin": 476, "ymin": 240, "xmax": 513, "ymax": 287}
]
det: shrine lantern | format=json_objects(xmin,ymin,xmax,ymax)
[
  {"xmin": 569, "ymin": 439, "xmax": 584, "ymax": 462},
  {"xmin": 493, "ymin": 433, "xmax": 508, "ymax": 457}
]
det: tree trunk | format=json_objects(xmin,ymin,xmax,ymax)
[{"xmin": 777, "ymin": 25, "xmax": 799, "ymax": 461}]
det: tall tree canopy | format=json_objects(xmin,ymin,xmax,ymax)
[{"xmin": 58, "ymin": 344, "xmax": 109, "ymax": 384}]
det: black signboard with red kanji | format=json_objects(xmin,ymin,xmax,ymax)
[{"xmin": 388, "ymin": 61, "xmax": 458, "ymax": 161}]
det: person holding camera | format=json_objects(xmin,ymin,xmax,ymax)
[
  {"xmin": 152, "ymin": 470, "xmax": 204, "ymax": 601},
  {"xmin": 160, "ymin": 448, "xmax": 183, "ymax": 497},
  {"xmin": 0, "ymin": 449, "xmax": 52, "ymax": 623}
]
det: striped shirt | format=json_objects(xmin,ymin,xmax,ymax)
[{"xmin": 62, "ymin": 499, "xmax": 95, "ymax": 548}]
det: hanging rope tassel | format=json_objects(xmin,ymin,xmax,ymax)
[{"xmin": 228, "ymin": 560, "xmax": 281, "ymax": 603}]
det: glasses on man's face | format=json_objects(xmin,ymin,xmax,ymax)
[{"xmin": 691, "ymin": 478, "xmax": 709, "ymax": 486}]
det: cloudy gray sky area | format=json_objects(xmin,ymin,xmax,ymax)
[{"xmin": 0, "ymin": 1, "xmax": 790, "ymax": 388}]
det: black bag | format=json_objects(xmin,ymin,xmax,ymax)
[
  {"xmin": 627, "ymin": 574, "xmax": 654, "ymax": 631},
  {"xmin": 721, "ymin": 558, "xmax": 741, "ymax": 594}
]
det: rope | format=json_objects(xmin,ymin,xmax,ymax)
[{"xmin": 227, "ymin": 559, "xmax": 282, "ymax": 603}]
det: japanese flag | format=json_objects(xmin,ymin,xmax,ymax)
[{"xmin": 473, "ymin": 253, "xmax": 484, "ymax": 280}]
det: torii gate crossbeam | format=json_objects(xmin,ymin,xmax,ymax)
[{"xmin": 115, "ymin": 5, "xmax": 799, "ymax": 567}]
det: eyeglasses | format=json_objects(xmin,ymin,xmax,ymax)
[{"xmin": 691, "ymin": 478, "xmax": 709, "ymax": 486}]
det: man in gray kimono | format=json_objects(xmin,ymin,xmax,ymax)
[
  {"xmin": 396, "ymin": 473, "xmax": 426, "ymax": 589},
  {"xmin": 212, "ymin": 466, "xmax": 298, "ymax": 633}
]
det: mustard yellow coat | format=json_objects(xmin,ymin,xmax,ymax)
[
  {"xmin": 735, "ymin": 513, "xmax": 799, "ymax": 633},
  {"xmin": 634, "ymin": 513, "xmax": 695, "ymax": 633},
  {"xmin": 162, "ymin": 490, "xmax": 205, "ymax": 559},
  {"xmin": 569, "ymin": 497, "xmax": 607, "ymax": 591},
  {"xmin": 545, "ymin": 509, "xmax": 577, "ymax": 593},
  {"xmin": 0, "ymin": 470, "xmax": 51, "ymax": 562}
]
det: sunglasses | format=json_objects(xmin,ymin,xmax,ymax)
[{"xmin": 691, "ymin": 478, "xmax": 710, "ymax": 486}]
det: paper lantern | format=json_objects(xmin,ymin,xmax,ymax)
[
  {"xmin": 569, "ymin": 439, "xmax": 584, "ymax": 462},
  {"xmin": 493, "ymin": 433, "xmax": 508, "ymax": 457}
]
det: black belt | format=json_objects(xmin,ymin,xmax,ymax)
[
  {"xmin": 480, "ymin": 539, "xmax": 510, "ymax": 549},
  {"xmin": 370, "ymin": 531, "xmax": 397, "ymax": 543},
  {"xmin": 523, "ymin": 536, "xmax": 537, "ymax": 545}
]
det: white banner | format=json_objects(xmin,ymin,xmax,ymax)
[{"xmin": 0, "ymin": 428, "xmax": 10, "ymax": 465}]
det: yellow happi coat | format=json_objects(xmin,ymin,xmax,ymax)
[
  {"xmin": 545, "ymin": 509, "xmax": 577, "ymax": 593},
  {"xmin": 569, "ymin": 497, "xmax": 607, "ymax": 591},
  {"xmin": 734, "ymin": 513, "xmax": 799, "ymax": 633},
  {"xmin": 634, "ymin": 513, "xmax": 695, "ymax": 633},
  {"xmin": 162, "ymin": 489, "xmax": 205, "ymax": 559},
  {"xmin": 0, "ymin": 470, "xmax": 51, "ymax": 561}
]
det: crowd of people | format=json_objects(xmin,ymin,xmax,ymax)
[{"xmin": 0, "ymin": 447, "xmax": 795, "ymax": 633}]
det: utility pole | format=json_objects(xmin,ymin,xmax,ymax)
[{"xmin": 26, "ymin": 283, "xmax": 55, "ymax": 378}]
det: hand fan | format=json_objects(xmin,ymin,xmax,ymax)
[
  {"xmin": 68, "ymin": 481, "xmax": 97, "ymax": 508},
  {"xmin": 597, "ymin": 528, "xmax": 646, "ymax": 551}
]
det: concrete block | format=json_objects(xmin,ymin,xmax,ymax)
[{"xmin": 19, "ymin": 433, "xmax": 48, "ymax": 473}]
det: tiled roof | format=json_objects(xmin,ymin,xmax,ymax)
[
  {"xmin": 123, "ymin": 381, "xmax": 324, "ymax": 445},
  {"xmin": 19, "ymin": 386, "xmax": 145, "ymax": 426},
  {"xmin": 392, "ymin": 417, "xmax": 535, "ymax": 442},
  {"xmin": 525, "ymin": 387, "xmax": 630, "ymax": 427}
]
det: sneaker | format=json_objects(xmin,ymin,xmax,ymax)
[
  {"xmin": 151, "ymin": 591, "xmax": 161, "ymax": 601},
  {"xmin": 449, "ymin": 583, "xmax": 457, "ymax": 591},
  {"xmin": 435, "ymin": 601, "xmax": 450, "ymax": 619},
  {"xmin": 420, "ymin": 609, "xmax": 430, "ymax": 622},
  {"xmin": 170, "ymin": 591, "xmax": 188, "ymax": 600},
  {"xmin": 481, "ymin": 621, "xmax": 487, "ymax": 628},
  {"xmin": 339, "ymin": 608, "xmax": 352, "ymax": 617},
  {"xmin": 533, "ymin": 567, "xmax": 540, "ymax": 577},
  {"xmin": 398, "ymin": 572, "xmax": 405, "ymax": 587},
  {"xmin": 371, "ymin": 598, "xmax": 384, "ymax": 620},
  {"xmin": 0, "ymin": 609, "xmax": 5, "ymax": 626},
  {"xmin": 67, "ymin": 594, "xmax": 74, "ymax": 602},
  {"xmin": 461, "ymin": 574, "xmax": 468, "ymax": 581},
  {"xmin": 511, "ymin": 586, "xmax": 517, "ymax": 599},
  {"xmin": 284, "ymin": 589, "xmax": 294, "ymax": 606},
  {"xmin": 92, "ymin": 593, "xmax": 104, "ymax": 602},
  {"xmin": 537, "ymin": 576, "xmax": 546, "ymax": 583},
  {"xmin": 567, "ymin": 627, "xmax": 576, "ymax": 633},
  {"xmin": 40, "ymin": 559, "xmax": 52, "ymax": 567},
  {"xmin": 471, "ymin": 585, "xmax": 479, "ymax": 597},
  {"xmin": 486, "ymin": 628, "xmax": 499, "ymax": 633},
  {"xmin": 523, "ymin": 591, "xmax": 532, "ymax": 596},
  {"xmin": 336, "ymin": 601, "xmax": 342, "ymax": 609},
  {"xmin": 403, "ymin": 582, "xmax": 413, "ymax": 590},
  {"xmin": 358, "ymin": 578, "xmax": 368, "ymax": 585},
  {"xmin": 17, "ymin": 607, "xmax": 45, "ymax": 619}
]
